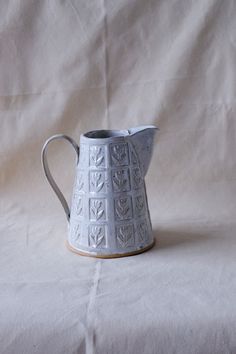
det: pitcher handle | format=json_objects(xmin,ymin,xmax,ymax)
[{"xmin": 41, "ymin": 134, "xmax": 80, "ymax": 222}]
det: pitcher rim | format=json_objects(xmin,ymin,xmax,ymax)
[
  {"xmin": 81, "ymin": 129, "xmax": 130, "ymax": 141},
  {"xmin": 81, "ymin": 125, "xmax": 158, "ymax": 142}
]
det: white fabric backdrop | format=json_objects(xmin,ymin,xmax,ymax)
[{"xmin": 0, "ymin": 1, "xmax": 236, "ymax": 353}]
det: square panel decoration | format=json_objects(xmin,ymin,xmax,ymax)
[
  {"xmin": 89, "ymin": 198, "xmax": 106, "ymax": 221},
  {"xmin": 114, "ymin": 196, "xmax": 132, "ymax": 221},
  {"xmin": 110, "ymin": 142, "xmax": 129, "ymax": 166}
]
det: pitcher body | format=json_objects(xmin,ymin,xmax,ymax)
[{"xmin": 42, "ymin": 126, "xmax": 158, "ymax": 258}]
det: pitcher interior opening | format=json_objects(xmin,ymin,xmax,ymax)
[{"xmin": 84, "ymin": 130, "xmax": 129, "ymax": 139}]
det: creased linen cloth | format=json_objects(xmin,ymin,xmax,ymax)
[{"xmin": 0, "ymin": 1, "xmax": 236, "ymax": 353}]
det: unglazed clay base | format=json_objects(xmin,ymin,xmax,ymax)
[{"xmin": 66, "ymin": 239, "xmax": 156, "ymax": 259}]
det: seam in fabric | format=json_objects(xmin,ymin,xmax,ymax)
[
  {"xmin": 102, "ymin": 0, "xmax": 110, "ymax": 129},
  {"xmin": 85, "ymin": 260, "xmax": 102, "ymax": 354}
]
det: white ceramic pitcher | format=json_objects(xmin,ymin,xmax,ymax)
[{"xmin": 42, "ymin": 126, "xmax": 158, "ymax": 258}]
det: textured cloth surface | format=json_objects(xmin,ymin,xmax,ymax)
[{"xmin": 0, "ymin": 1, "xmax": 236, "ymax": 353}]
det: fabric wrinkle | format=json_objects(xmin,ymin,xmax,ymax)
[
  {"xmin": 85, "ymin": 260, "xmax": 102, "ymax": 354},
  {"xmin": 102, "ymin": 0, "xmax": 110, "ymax": 129}
]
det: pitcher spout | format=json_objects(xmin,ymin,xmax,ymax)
[{"xmin": 128, "ymin": 125, "xmax": 158, "ymax": 176}]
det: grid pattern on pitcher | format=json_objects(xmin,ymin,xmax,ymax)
[{"xmin": 70, "ymin": 141, "xmax": 150, "ymax": 250}]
